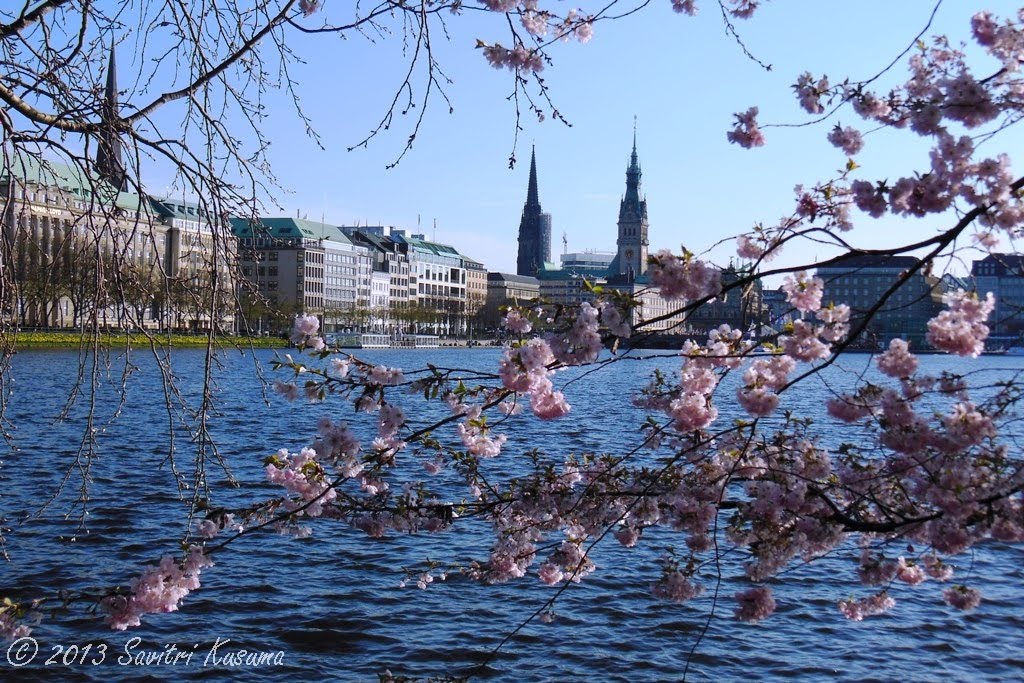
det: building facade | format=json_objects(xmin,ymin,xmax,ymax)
[
  {"xmin": 816, "ymin": 254, "xmax": 941, "ymax": 347},
  {"xmin": 396, "ymin": 233, "xmax": 472, "ymax": 335},
  {"xmin": 232, "ymin": 217, "xmax": 372, "ymax": 333},
  {"xmin": 2, "ymin": 156, "xmax": 235, "ymax": 333},
  {"xmin": 484, "ymin": 272, "xmax": 541, "ymax": 331},
  {"xmin": 972, "ymin": 253, "xmax": 1024, "ymax": 337}
]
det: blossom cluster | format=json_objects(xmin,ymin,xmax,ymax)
[
  {"xmin": 926, "ymin": 289, "xmax": 995, "ymax": 357},
  {"xmin": 265, "ymin": 447, "xmax": 339, "ymax": 517},
  {"xmin": 481, "ymin": 43, "xmax": 544, "ymax": 72},
  {"xmin": 102, "ymin": 549, "xmax": 213, "ymax": 630},
  {"xmin": 648, "ymin": 249, "xmax": 722, "ymax": 301}
]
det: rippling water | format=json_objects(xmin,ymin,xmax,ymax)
[{"xmin": 2, "ymin": 347, "xmax": 1023, "ymax": 681}]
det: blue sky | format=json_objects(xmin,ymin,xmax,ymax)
[{"xmin": 141, "ymin": 1, "xmax": 1023, "ymax": 276}]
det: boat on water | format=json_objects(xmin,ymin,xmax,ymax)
[
  {"xmin": 987, "ymin": 345, "xmax": 1024, "ymax": 356},
  {"xmin": 325, "ymin": 333, "xmax": 440, "ymax": 349}
]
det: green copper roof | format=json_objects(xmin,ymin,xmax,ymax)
[
  {"xmin": 394, "ymin": 234, "xmax": 467, "ymax": 259},
  {"xmin": 230, "ymin": 216, "xmax": 352, "ymax": 243},
  {"xmin": 151, "ymin": 197, "xmax": 216, "ymax": 222},
  {"xmin": 1, "ymin": 153, "xmax": 150, "ymax": 213}
]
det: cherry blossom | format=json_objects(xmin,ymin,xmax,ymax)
[
  {"xmin": 727, "ymin": 107, "xmax": 765, "ymax": 148},
  {"xmin": 926, "ymin": 290, "xmax": 995, "ymax": 357},
  {"xmin": 781, "ymin": 271, "xmax": 824, "ymax": 313},
  {"xmin": 827, "ymin": 124, "xmax": 864, "ymax": 156},
  {"xmin": 648, "ymin": 249, "xmax": 722, "ymax": 301}
]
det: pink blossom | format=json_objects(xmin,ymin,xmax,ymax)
[
  {"xmin": 971, "ymin": 11, "xmax": 999, "ymax": 46},
  {"xmin": 737, "ymin": 234, "xmax": 765, "ymax": 260},
  {"xmin": 668, "ymin": 392, "xmax": 718, "ymax": 432},
  {"xmin": 290, "ymin": 313, "xmax": 320, "ymax": 344},
  {"xmin": 377, "ymin": 403, "xmax": 406, "ymax": 439},
  {"xmin": 648, "ymin": 250, "xmax": 722, "ymax": 301},
  {"xmin": 926, "ymin": 290, "xmax": 994, "ymax": 357},
  {"xmin": 727, "ymin": 107, "xmax": 765, "ymax": 148},
  {"xmin": 480, "ymin": 0, "xmax": 517, "ymax": 10},
  {"xmin": 530, "ymin": 387, "xmax": 572, "ymax": 419},
  {"xmin": 851, "ymin": 180, "xmax": 888, "ymax": 218},
  {"xmin": 538, "ymin": 562, "xmax": 564, "ymax": 585},
  {"xmin": 273, "ymin": 379, "xmax": 299, "ymax": 401},
  {"xmin": 0, "ymin": 611, "xmax": 31, "ymax": 639},
  {"xmin": 600, "ymin": 302, "xmax": 631, "ymax": 338},
  {"xmin": 503, "ymin": 309, "xmax": 533, "ymax": 334},
  {"xmin": 921, "ymin": 554, "xmax": 954, "ymax": 581},
  {"xmin": 671, "ymin": 0, "xmax": 698, "ymax": 15},
  {"xmin": 781, "ymin": 271, "xmax": 824, "ymax": 313},
  {"xmin": 781, "ymin": 320, "xmax": 830, "ymax": 362},
  {"xmin": 895, "ymin": 557, "xmax": 927, "ymax": 586},
  {"xmin": 457, "ymin": 418, "xmax": 508, "ymax": 457},
  {"xmin": 355, "ymin": 395, "xmax": 381, "ymax": 412},
  {"xmin": 877, "ymin": 338, "xmax": 919, "ymax": 377},
  {"xmin": 838, "ymin": 590, "xmax": 896, "ymax": 621},
  {"xmin": 614, "ymin": 526, "xmax": 641, "ymax": 548},
  {"xmin": 826, "ymin": 396, "xmax": 873, "ymax": 423},
  {"xmin": 265, "ymin": 447, "xmax": 338, "ymax": 517},
  {"xmin": 827, "ymin": 124, "xmax": 864, "ymax": 156},
  {"xmin": 574, "ymin": 20, "xmax": 594, "ymax": 43},
  {"xmin": 330, "ymin": 358, "xmax": 351, "ymax": 378},
  {"xmin": 548, "ymin": 302, "xmax": 603, "ymax": 365},
  {"xmin": 482, "ymin": 43, "xmax": 544, "ymax": 72},
  {"xmin": 298, "ymin": 0, "xmax": 320, "ymax": 18},
  {"xmin": 737, "ymin": 386, "xmax": 779, "ymax": 417},
  {"xmin": 817, "ymin": 304, "xmax": 850, "ymax": 342},
  {"xmin": 368, "ymin": 364, "xmax": 405, "ymax": 386},
  {"xmin": 942, "ymin": 70, "xmax": 998, "ymax": 128},
  {"xmin": 103, "ymin": 548, "xmax": 213, "ymax": 630},
  {"xmin": 942, "ymin": 401, "xmax": 995, "ymax": 447},
  {"xmin": 734, "ymin": 586, "xmax": 776, "ymax": 622},
  {"xmin": 520, "ymin": 10, "xmax": 548, "ymax": 37},
  {"xmin": 196, "ymin": 520, "xmax": 219, "ymax": 539},
  {"xmin": 850, "ymin": 89, "xmax": 893, "ymax": 120},
  {"xmin": 943, "ymin": 585, "xmax": 982, "ymax": 610},
  {"xmin": 727, "ymin": 0, "xmax": 760, "ymax": 19},
  {"xmin": 652, "ymin": 571, "xmax": 703, "ymax": 602},
  {"xmin": 794, "ymin": 72, "xmax": 830, "ymax": 114}
]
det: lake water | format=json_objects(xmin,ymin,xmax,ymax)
[{"xmin": 1, "ymin": 347, "xmax": 1022, "ymax": 681}]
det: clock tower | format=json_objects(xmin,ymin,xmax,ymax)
[{"xmin": 616, "ymin": 124, "xmax": 649, "ymax": 281}]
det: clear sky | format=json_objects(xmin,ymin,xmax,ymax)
[{"xmin": 139, "ymin": 1, "xmax": 1024, "ymax": 277}]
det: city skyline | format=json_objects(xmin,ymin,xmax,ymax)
[{"xmin": 129, "ymin": 1, "xmax": 1023, "ymax": 278}]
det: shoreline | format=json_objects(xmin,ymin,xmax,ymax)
[{"xmin": 5, "ymin": 332, "xmax": 282, "ymax": 349}]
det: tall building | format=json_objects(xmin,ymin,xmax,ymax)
[
  {"xmin": 972, "ymin": 253, "xmax": 1024, "ymax": 336},
  {"xmin": 231, "ymin": 217, "xmax": 372, "ymax": 333},
  {"xmin": 613, "ymin": 127, "xmax": 649, "ymax": 281},
  {"xmin": 816, "ymin": 254, "xmax": 941, "ymax": 347},
  {"xmin": 539, "ymin": 212, "xmax": 553, "ymax": 267},
  {"xmin": 484, "ymin": 272, "xmax": 541, "ymax": 330},
  {"xmin": 516, "ymin": 146, "xmax": 550, "ymax": 277},
  {"xmin": 395, "ymin": 233, "xmax": 472, "ymax": 335}
]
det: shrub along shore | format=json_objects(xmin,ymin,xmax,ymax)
[{"xmin": 8, "ymin": 331, "xmax": 283, "ymax": 348}]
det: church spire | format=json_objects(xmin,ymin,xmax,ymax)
[
  {"xmin": 516, "ymin": 145, "xmax": 550, "ymax": 277},
  {"xmin": 525, "ymin": 145, "xmax": 540, "ymax": 209},
  {"xmin": 630, "ymin": 115, "xmax": 639, "ymax": 171},
  {"xmin": 96, "ymin": 44, "xmax": 128, "ymax": 192},
  {"xmin": 622, "ymin": 120, "xmax": 643, "ymax": 211}
]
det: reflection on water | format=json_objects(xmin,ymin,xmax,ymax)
[{"xmin": 2, "ymin": 348, "xmax": 1023, "ymax": 681}]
